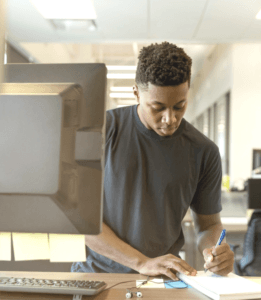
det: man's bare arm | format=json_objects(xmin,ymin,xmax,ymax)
[
  {"xmin": 192, "ymin": 212, "xmax": 224, "ymax": 253},
  {"xmin": 85, "ymin": 222, "xmax": 197, "ymax": 280},
  {"xmin": 85, "ymin": 222, "xmax": 148, "ymax": 272},
  {"xmin": 192, "ymin": 212, "xmax": 234, "ymax": 275}
]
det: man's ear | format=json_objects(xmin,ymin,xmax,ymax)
[{"xmin": 133, "ymin": 85, "xmax": 140, "ymax": 103}]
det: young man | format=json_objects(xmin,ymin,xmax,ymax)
[{"xmin": 71, "ymin": 42, "xmax": 234, "ymax": 280}]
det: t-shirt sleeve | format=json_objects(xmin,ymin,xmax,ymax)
[
  {"xmin": 190, "ymin": 144, "xmax": 222, "ymax": 215},
  {"xmin": 105, "ymin": 110, "xmax": 116, "ymax": 143}
]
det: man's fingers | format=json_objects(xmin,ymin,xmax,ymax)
[
  {"xmin": 204, "ymin": 252, "xmax": 228, "ymax": 269},
  {"xmin": 168, "ymin": 261, "xmax": 196, "ymax": 276},
  {"xmin": 207, "ymin": 260, "xmax": 233, "ymax": 275},
  {"xmin": 212, "ymin": 243, "xmax": 231, "ymax": 256},
  {"xmin": 203, "ymin": 249, "xmax": 214, "ymax": 263},
  {"xmin": 204, "ymin": 253, "xmax": 234, "ymax": 271},
  {"xmin": 161, "ymin": 267, "xmax": 179, "ymax": 281},
  {"xmin": 179, "ymin": 260, "xmax": 197, "ymax": 275}
]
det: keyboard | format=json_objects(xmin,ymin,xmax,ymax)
[{"xmin": 0, "ymin": 276, "xmax": 107, "ymax": 297}]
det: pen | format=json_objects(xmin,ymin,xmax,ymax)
[{"xmin": 204, "ymin": 229, "xmax": 226, "ymax": 273}]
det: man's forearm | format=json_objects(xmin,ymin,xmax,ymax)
[
  {"xmin": 84, "ymin": 222, "xmax": 148, "ymax": 272},
  {"xmin": 196, "ymin": 223, "xmax": 224, "ymax": 255}
]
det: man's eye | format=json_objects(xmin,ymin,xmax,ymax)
[
  {"xmin": 152, "ymin": 105, "xmax": 184, "ymax": 111},
  {"xmin": 153, "ymin": 107, "xmax": 164, "ymax": 112}
]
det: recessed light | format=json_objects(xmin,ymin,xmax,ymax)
[
  {"xmin": 109, "ymin": 93, "xmax": 135, "ymax": 98},
  {"xmin": 107, "ymin": 74, "xmax": 136, "ymax": 79},
  {"xmin": 30, "ymin": 0, "xmax": 97, "ymax": 20}
]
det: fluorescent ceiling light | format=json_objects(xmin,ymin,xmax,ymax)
[
  {"xmin": 256, "ymin": 9, "xmax": 261, "ymax": 19},
  {"xmin": 107, "ymin": 66, "xmax": 137, "ymax": 71},
  {"xmin": 50, "ymin": 20, "xmax": 97, "ymax": 31},
  {"xmin": 117, "ymin": 105, "xmax": 131, "ymax": 108},
  {"xmin": 30, "ymin": 0, "xmax": 97, "ymax": 19},
  {"xmin": 118, "ymin": 100, "xmax": 138, "ymax": 106},
  {"xmin": 110, "ymin": 87, "xmax": 133, "ymax": 92},
  {"xmin": 107, "ymin": 74, "xmax": 136, "ymax": 79},
  {"xmin": 110, "ymin": 93, "xmax": 135, "ymax": 98}
]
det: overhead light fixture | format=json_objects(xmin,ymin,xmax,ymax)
[
  {"xmin": 117, "ymin": 105, "xmax": 131, "ymax": 108},
  {"xmin": 30, "ymin": 0, "xmax": 97, "ymax": 19},
  {"xmin": 110, "ymin": 93, "xmax": 135, "ymax": 98},
  {"xmin": 117, "ymin": 100, "xmax": 138, "ymax": 106},
  {"xmin": 256, "ymin": 9, "xmax": 261, "ymax": 19},
  {"xmin": 107, "ymin": 74, "xmax": 136, "ymax": 79},
  {"xmin": 107, "ymin": 66, "xmax": 137, "ymax": 71},
  {"xmin": 110, "ymin": 87, "xmax": 133, "ymax": 92},
  {"xmin": 50, "ymin": 19, "xmax": 97, "ymax": 31}
]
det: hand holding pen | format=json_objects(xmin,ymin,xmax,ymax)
[{"xmin": 204, "ymin": 229, "xmax": 226, "ymax": 273}]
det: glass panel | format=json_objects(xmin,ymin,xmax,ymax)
[
  {"xmin": 197, "ymin": 114, "xmax": 204, "ymax": 133},
  {"xmin": 216, "ymin": 98, "xmax": 226, "ymax": 174},
  {"xmin": 209, "ymin": 107, "xmax": 214, "ymax": 141},
  {"xmin": 203, "ymin": 110, "xmax": 209, "ymax": 137}
]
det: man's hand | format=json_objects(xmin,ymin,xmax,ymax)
[
  {"xmin": 203, "ymin": 243, "xmax": 234, "ymax": 276},
  {"xmin": 137, "ymin": 254, "xmax": 197, "ymax": 281}
]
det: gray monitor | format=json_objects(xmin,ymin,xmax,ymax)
[
  {"xmin": 248, "ymin": 178, "xmax": 261, "ymax": 209},
  {"xmin": 1, "ymin": 63, "xmax": 106, "ymax": 235}
]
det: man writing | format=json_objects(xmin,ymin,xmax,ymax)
[{"xmin": 71, "ymin": 42, "xmax": 234, "ymax": 280}]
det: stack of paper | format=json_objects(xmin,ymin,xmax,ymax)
[{"xmin": 177, "ymin": 271, "xmax": 261, "ymax": 300}]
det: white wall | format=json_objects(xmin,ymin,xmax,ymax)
[
  {"xmin": 230, "ymin": 44, "xmax": 261, "ymax": 184},
  {"xmin": 0, "ymin": 0, "xmax": 5, "ymax": 90},
  {"xmin": 186, "ymin": 44, "xmax": 233, "ymax": 122},
  {"xmin": 187, "ymin": 43, "xmax": 261, "ymax": 187}
]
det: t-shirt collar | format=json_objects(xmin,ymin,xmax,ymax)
[{"xmin": 133, "ymin": 104, "xmax": 185, "ymax": 141}]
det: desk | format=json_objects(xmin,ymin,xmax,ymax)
[
  {"xmin": 0, "ymin": 271, "xmax": 217, "ymax": 300},
  {"xmin": 0, "ymin": 272, "xmax": 260, "ymax": 300}
]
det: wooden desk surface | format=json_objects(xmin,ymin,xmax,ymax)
[{"xmin": 0, "ymin": 271, "xmax": 213, "ymax": 300}]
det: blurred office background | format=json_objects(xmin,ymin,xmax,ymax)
[{"xmin": 1, "ymin": 0, "xmax": 261, "ymax": 271}]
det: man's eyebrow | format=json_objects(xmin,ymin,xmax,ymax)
[{"xmin": 152, "ymin": 100, "xmax": 186, "ymax": 105}]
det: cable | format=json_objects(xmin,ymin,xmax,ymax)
[
  {"xmin": 103, "ymin": 275, "xmax": 189, "ymax": 291},
  {"xmin": 103, "ymin": 280, "xmax": 136, "ymax": 291},
  {"xmin": 104, "ymin": 276, "xmax": 150, "ymax": 292}
]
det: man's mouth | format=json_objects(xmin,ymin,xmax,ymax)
[{"xmin": 160, "ymin": 126, "xmax": 177, "ymax": 130}]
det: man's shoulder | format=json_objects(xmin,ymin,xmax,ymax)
[
  {"xmin": 106, "ymin": 105, "xmax": 135, "ymax": 142},
  {"xmin": 183, "ymin": 119, "xmax": 219, "ymax": 152},
  {"xmin": 106, "ymin": 105, "xmax": 134, "ymax": 122}
]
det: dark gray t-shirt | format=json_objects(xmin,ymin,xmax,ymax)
[{"xmin": 71, "ymin": 105, "xmax": 222, "ymax": 273}]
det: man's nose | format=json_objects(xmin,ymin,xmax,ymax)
[{"xmin": 162, "ymin": 109, "xmax": 176, "ymax": 125}]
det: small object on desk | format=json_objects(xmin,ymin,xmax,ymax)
[
  {"xmin": 164, "ymin": 280, "xmax": 192, "ymax": 289},
  {"xmin": 136, "ymin": 279, "xmax": 192, "ymax": 289},
  {"xmin": 205, "ymin": 229, "xmax": 226, "ymax": 273},
  {"xmin": 136, "ymin": 278, "xmax": 165, "ymax": 288}
]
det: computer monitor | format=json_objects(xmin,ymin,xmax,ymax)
[
  {"xmin": 1, "ymin": 63, "xmax": 106, "ymax": 235},
  {"xmin": 248, "ymin": 178, "xmax": 261, "ymax": 209}
]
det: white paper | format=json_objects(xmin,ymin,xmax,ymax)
[
  {"xmin": 12, "ymin": 233, "xmax": 50, "ymax": 261},
  {"xmin": 49, "ymin": 234, "xmax": 86, "ymax": 262},
  {"xmin": 178, "ymin": 271, "xmax": 261, "ymax": 300},
  {"xmin": 0, "ymin": 232, "xmax": 11, "ymax": 261}
]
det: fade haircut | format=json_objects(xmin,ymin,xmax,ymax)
[{"xmin": 135, "ymin": 42, "xmax": 192, "ymax": 91}]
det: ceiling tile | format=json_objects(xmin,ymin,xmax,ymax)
[
  {"xmin": 196, "ymin": 0, "xmax": 261, "ymax": 41},
  {"xmin": 150, "ymin": 0, "xmax": 207, "ymax": 39},
  {"xmin": 93, "ymin": 0, "xmax": 148, "ymax": 40}
]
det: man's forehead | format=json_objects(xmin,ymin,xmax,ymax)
[{"xmin": 144, "ymin": 82, "xmax": 189, "ymax": 100}]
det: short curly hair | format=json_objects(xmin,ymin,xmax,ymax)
[{"xmin": 135, "ymin": 42, "xmax": 192, "ymax": 90}]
